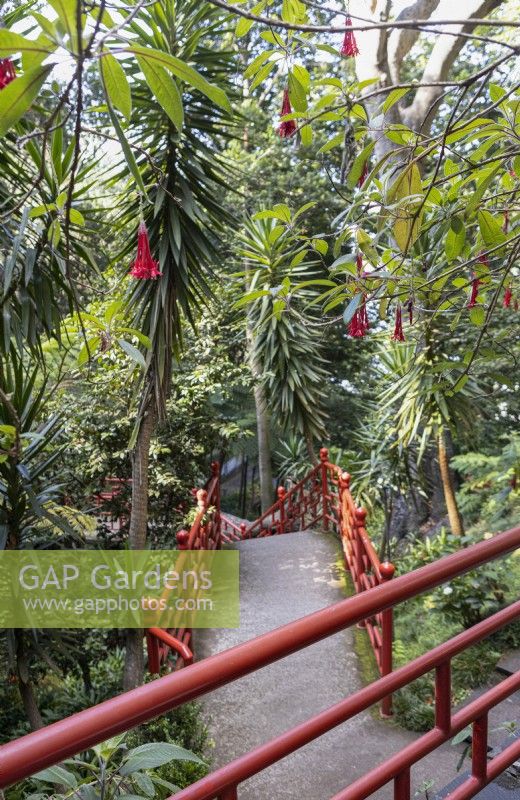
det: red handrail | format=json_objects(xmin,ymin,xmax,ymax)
[{"xmin": 1, "ymin": 524, "xmax": 518, "ymax": 790}]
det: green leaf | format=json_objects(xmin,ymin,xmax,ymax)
[
  {"xmin": 288, "ymin": 69, "xmax": 307, "ymax": 112},
  {"xmin": 477, "ymin": 210, "xmax": 506, "ymax": 247},
  {"xmin": 0, "ymin": 30, "xmax": 54, "ymax": 57},
  {"xmin": 489, "ymin": 83, "xmax": 506, "ymax": 103},
  {"xmin": 469, "ymin": 306, "xmax": 485, "ymax": 326},
  {"xmin": 347, "ymin": 140, "xmax": 375, "ymax": 189},
  {"xmin": 445, "ymin": 216, "xmax": 466, "ymax": 262},
  {"xmin": 0, "ymin": 64, "xmax": 53, "ymax": 136},
  {"xmin": 137, "ymin": 56, "xmax": 183, "ymax": 131},
  {"xmin": 236, "ymin": 16, "xmax": 254, "ymax": 37},
  {"xmin": 105, "ymin": 99, "xmax": 147, "ymax": 198},
  {"xmin": 117, "ymin": 339, "xmax": 146, "ymax": 368},
  {"xmin": 343, "ymin": 293, "xmax": 361, "ymax": 324},
  {"xmin": 48, "ymin": 0, "xmax": 78, "ymax": 46},
  {"xmin": 300, "ymin": 122, "xmax": 312, "ymax": 147},
  {"xmin": 382, "ymin": 87, "xmax": 409, "ymax": 114},
  {"xmin": 33, "ymin": 766, "xmax": 77, "ymax": 789},
  {"xmin": 312, "ymin": 238, "xmax": 328, "ymax": 255},
  {"xmin": 119, "ymin": 743, "xmax": 203, "ymax": 775},
  {"xmin": 249, "ymin": 60, "xmax": 276, "ymax": 92},
  {"xmin": 386, "ymin": 163, "xmax": 423, "ymax": 253},
  {"xmin": 127, "ymin": 46, "xmax": 230, "ymax": 113},
  {"xmin": 78, "ymin": 336, "xmax": 100, "ymax": 365},
  {"xmin": 100, "ymin": 53, "xmax": 132, "ymax": 121}
]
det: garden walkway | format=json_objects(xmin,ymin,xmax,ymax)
[{"xmin": 195, "ymin": 529, "xmax": 476, "ymax": 799}]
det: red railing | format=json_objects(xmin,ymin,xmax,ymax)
[
  {"xmin": 146, "ymin": 462, "xmax": 222, "ymax": 674},
  {"xmin": 1, "ymin": 525, "xmax": 519, "ymax": 799},
  {"xmin": 220, "ymin": 448, "xmax": 394, "ymax": 710}
]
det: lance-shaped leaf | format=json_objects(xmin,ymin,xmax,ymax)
[
  {"xmin": 126, "ymin": 45, "xmax": 230, "ymax": 113},
  {"xmin": 136, "ymin": 55, "xmax": 183, "ymax": 131},
  {"xmin": 0, "ymin": 64, "xmax": 53, "ymax": 137},
  {"xmin": 0, "ymin": 29, "xmax": 55, "ymax": 57},
  {"xmin": 386, "ymin": 163, "xmax": 424, "ymax": 253},
  {"xmin": 100, "ymin": 53, "xmax": 132, "ymax": 121}
]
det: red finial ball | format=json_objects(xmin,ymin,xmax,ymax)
[
  {"xmin": 277, "ymin": 486, "xmax": 286, "ymax": 499},
  {"xmin": 340, "ymin": 471, "xmax": 351, "ymax": 487},
  {"xmin": 379, "ymin": 561, "xmax": 395, "ymax": 580},
  {"xmin": 176, "ymin": 529, "xmax": 190, "ymax": 547},
  {"xmin": 240, "ymin": 522, "xmax": 247, "ymax": 538},
  {"xmin": 355, "ymin": 507, "xmax": 367, "ymax": 523},
  {"xmin": 319, "ymin": 447, "xmax": 329, "ymax": 462}
]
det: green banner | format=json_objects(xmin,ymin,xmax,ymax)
[{"xmin": 0, "ymin": 550, "xmax": 239, "ymax": 628}]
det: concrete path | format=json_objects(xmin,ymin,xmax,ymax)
[{"xmin": 195, "ymin": 531, "xmax": 469, "ymax": 800}]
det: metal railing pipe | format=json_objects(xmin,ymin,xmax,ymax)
[{"xmin": 1, "ymin": 525, "xmax": 518, "ymax": 788}]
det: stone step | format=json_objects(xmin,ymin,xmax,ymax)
[{"xmin": 497, "ymin": 651, "xmax": 520, "ymax": 678}]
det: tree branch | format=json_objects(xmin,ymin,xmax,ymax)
[
  {"xmin": 387, "ymin": 0, "xmax": 441, "ymax": 83},
  {"xmin": 402, "ymin": 0, "xmax": 504, "ymax": 131}
]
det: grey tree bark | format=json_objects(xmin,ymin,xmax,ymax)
[{"xmin": 123, "ymin": 396, "xmax": 158, "ymax": 691}]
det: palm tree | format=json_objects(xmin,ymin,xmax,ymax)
[
  {"xmin": 237, "ymin": 214, "xmax": 329, "ymax": 475},
  {"xmin": 114, "ymin": 0, "xmax": 237, "ymax": 688}
]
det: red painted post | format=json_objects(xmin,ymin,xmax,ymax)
[
  {"xmin": 354, "ymin": 507, "xmax": 367, "ymax": 586},
  {"xmin": 218, "ymin": 788, "xmax": 238, "ymax": 800},
  {"xmin": 146, "ymin": 632, "xmax": 161, "ymax": 675},
  {"xmin": 435, "ymin": 661, "xmax": 451, "ymax": 734},
  {"xmin": 472, "ymin": 714, "xmax": 489, "ymax": 783},
  {"xmin": 277, "ymin": 486, "xmax": 286, "ymax": 533},
  {"xmin": 394, "ymin": 767, "xmax": 410, "ymax": 800},
  {"xmin": 379, "ymin": 560, "xmax": 395, "ymax": 717},
  {"xmin": 176, "ymin": 529, "xmax": 190, "ymax": 551},
  {"xmin": 240, "ymin": 522, "xmax": 247, "ymax": 540},
  {"xmin": 211, "ymin": 461, "xmax": 221, "ymax": 546},
  {"xmin": 319, "ymin": 447, "xmax": 329, "ymax": 531}
]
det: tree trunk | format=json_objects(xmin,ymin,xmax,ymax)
[
  {"xmin": 123, "ymin": 397, "xmax": 158, "ymax": 691},
  {"xmin": 15, "ymin": 630, "xmax": 43, "ymax": 731},
  {"xmin": 437, "ymin": 427, "xmax": 464, "ymax": 536},
  {"xmin": 253, "ymin": 377, "xmax": 274, "ymax": 514}
]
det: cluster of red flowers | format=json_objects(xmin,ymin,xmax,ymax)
[
  {"xmin": 129, "ymin": 221, "xmax": 162, "ymax": 280},
  {"xmin": 278, "ymin": 16, "xmax": 359, "ymax": 138},
  {"xmin": 0, "ymin": 58, "xmax": 16, "ymax": 90}
]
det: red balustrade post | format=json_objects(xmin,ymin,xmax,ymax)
[
  {"xmin": 211, "ymin": 461, "xmax": 221, "ymax": 547},
  {"xmin": 197, "ymin": 489, "xmax": 208, "ymax": 548},
  {"xmin": 379, "ymin": 560, "xmax": 395, "ymax": 717},
  {"xmin": 146, "ymin": 632, "xmax": 161, "ymax": 675},
  {"xmin": 435, "ymin": 661, "xmax": 452, "ymax": 734},
  {"xmin": 176, "ymin": 529, "xmax": 190, "ymax": 551},
  {"xmin": 240, "ymin": 522, "xmax": 248, "ymax": 540},
  {"xmin": 319, "ymin": 447, "xmax": 329, "ymax": 531},
  {"xmin": 394, "ymin": 767, "xmax": 410, "ymax": 800},
  {"xmin": 354, "ymin": 507, "xmax": 367, "ymax": 587},
  {"xmin": 472, "ymin": 714, "xmax": 489, "ymax": 783},
  {"xmin": 277, "ymin": 486, "xmax": 286, "ymax": 533}
]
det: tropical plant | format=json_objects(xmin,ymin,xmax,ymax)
[
  {"xmin": 22, "ymin": 734, "xmax": 204, "ymax": 800},
  {"xmin": 237, "ymin": 210, "xmax": 329, "ymax": 458}
]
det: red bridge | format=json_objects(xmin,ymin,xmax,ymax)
[{"xmin": 1, "ymin": 450, "xmax": 519, "ymax": 799}]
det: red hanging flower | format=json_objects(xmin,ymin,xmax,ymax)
[
  {"xmin": 0, "ymin": 58, "xmax": 16, "ymax": 90},
  {"xmin": 357, "ymin": 160, "xmax": 369, "ymax": 188},
  {"xmin": 392, "ymin": 305, "xmax": 405, "ymax": 342},
  {"xmin": 503, "ymin": 210, "xmax": 509, "ymax": 234},
  {"xmin": 348, "ymin": 294, "xmax": 368, "ymax": 338},
  {"xmin": 478, "ymin": 252, "xmax": 489, "ymax": 266},
  {"xmin": 278, "ymin": 89, "xmax": 297, "ymax": 138},
  {"xmin": 356, "ymin": 251, "xmax": 363, "ymax": 274},
  {"xmin": 503, "ymin": 286, "xmax": 513, "ymax": 308},
  {"xmin": 340, "ymin": 16, "xmax": 359, "ymax": 58},
  {"xmin": 130, "ymin": 221, "xmax": 162, "ymax": 279},
  {"xmin": 468, "ymin": 274, "xmax": 480, "ymax": 308}
]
